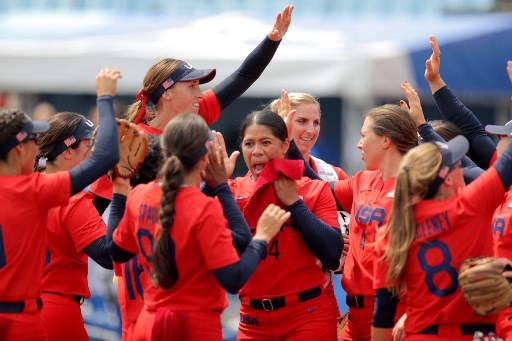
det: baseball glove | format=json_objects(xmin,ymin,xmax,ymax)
[
  {"xmin": 114, "ymin": 119, "xmax": 148, "ymax": 179},
  {"xmin": 458, "ymin": 257, "xmax": 512, "ymax": 316}
]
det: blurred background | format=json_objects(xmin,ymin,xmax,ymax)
[{"xmin": 1, "ymin": 0, "xmax": 511, "ymax": 340}]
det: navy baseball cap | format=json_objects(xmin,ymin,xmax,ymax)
[
  {"xmin": 149, "ymin": 61, "xmax": 216, "ymax": 104},
  {"xmin": 46, "ymin": 117, "xmax": 96, "ymax": 160},
  {"xmin": 485, "ymin": 120, "xmax": 512, "ymax": 136},
  {"xmin": 0, "ymin": 115, "xmax": 49, "ymax": 158},
  {"xmin": 425, "ymin": 135, "xmax": 469, "ymax": 199}
]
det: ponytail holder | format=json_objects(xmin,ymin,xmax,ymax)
[
  {"xmin": 134, "ymin": 88, "xmax": 150, "ymax": 124},
  {"xmin": 38, "ymin": 156, "xmax": 48, "ymax": 169}
]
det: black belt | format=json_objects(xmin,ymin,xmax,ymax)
[
  {"xmin": 346, "ymin": 295, "xmax": 374, "ymax": 308},
  {"xmin": 42, "ymin": 291, "xmax": 84, "ymax": 304},
  {"xmin": 0, "ymin": 298, "xmax": 42, "ymax": 313},
  {"xmin": 248, "ymin": 287, "xmax": 322, "ymax": 311},
  {"xmin": 418, "ymin": 324, "xmax": 496, "ymax": 335}
]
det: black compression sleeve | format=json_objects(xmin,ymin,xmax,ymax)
[
  {"xmin": 69, "ymin": 95, "xmax": 120, "ymax": 195},
  {"xmin": 214, "ymin": 183, "xmax": 252, "ymax": 255},
  {"xmin": 434, "ymin": 86, "xmax": 496, "ymax": 168},
  {"xmin": 211, "ymin": 239, "xmax": 267, "ymax": 294},
  {"xmin": 107, "ymin": 193, "xmax": 136, "ymax": 263},
  {"xmin": 285, "ymin": 140, "xmax": 321, "ymax": 180},
  {"xmin": 372, "ymin": 289, "xmax": 399, "ymax": 328},
  {"xmin": 200, "ymin": 183, "xmax": 216, "ymax": 198},
  {"xmin": 82, "ymin": 237, "xmax": 114, "ymax": 270},
  {"xmin": 92, "ymin": 194, "xmax": 111, "ymax": 216},
  {"xmin": 214, "ymin": 37, "xmax": 280, "ymax": 110},
  {"xmin": 288, "ymin": 199, "xmax": 343, "ymax": 270}
]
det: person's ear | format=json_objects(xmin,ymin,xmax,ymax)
[
  {"xmin": 382, "ymin": 136, "xmax": 391, "ymax": 149},
  {"xmin": 62, "ymin": 148, "xmax": 72, "ymax": 160},
  {"xmin": 162, "ymin": 90, "xmax": 173, "ymax": 100},
  {"xmin": 282, "ymin": 138, "xmax": 290, "ymax": 156}
]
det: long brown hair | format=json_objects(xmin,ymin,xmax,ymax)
[
  {"xmin": 382, "ymin": 143, "xmax": 442, "ymax": 295},
  {"xmin": 152, "ymin": 113, "xmax": 210, "ymax": 289}
]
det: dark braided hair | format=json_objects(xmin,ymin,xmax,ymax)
[{"xmin": 152, "ymin": 113, "xmax": 210, "ymax": 289}]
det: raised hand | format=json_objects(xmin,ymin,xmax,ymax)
[
  {"xmin": 201, "ymin": 130, "xmax": 228, "ymax": 188},
  {"xmin": 214, "ymin": 130, "xmax": 239, "ymax": 178},
  {"xmin": 267, "ymin": 5, "xmax": 294, "ymax": 42},
  {"xmin": 253, "ymin": 204, "xmax": 291, "ymax": 243},
  {"xmin": 96, "ymin": 68, "xmax": 122, "ymax": 97},
  {"xmin": 400, "ymin": 81, "xmax": 426, "ymax": 127},
  {"xmin": 424, "ymin": 35, "xmax": 446, "ymax": 93},
  {"xmin": 276, "ymin": 89, "xmax": 296, "ymax": 139}
]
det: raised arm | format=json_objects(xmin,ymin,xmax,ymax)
[
  {"xmin": 425, "ymin": 36, "xmax": 496, "ymax": 168},
  {"xmin": 213, "ymin": 5, "xmax": 293, "ymax": 110},
  {"xmin": 401, "ymin": 80, "xmax": 485, "ymax": 184},
  {"xmin": 68, "ymin": 68, "xmax": 121, "ymax": 195}
]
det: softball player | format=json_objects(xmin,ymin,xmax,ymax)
[
  {"xmin": 372, "ymin": 132, "xmax": 512, "ymax": 340},
  {"xmin": 108, "ymin": 113, "xmax": 288, "ymax": 341},
  {"xmin": 331, "ymin": 104, "xmax": 418, "ymax": 341},
  {"xmin": 486, "ymin": 120, "xmax": 512, "ymax": 339},
  {"xmin": 89, "ymin": 5, "xmax": 294, "ymax": 207},
  {"xmin": 33, "ymin": 112, "xmax": 114, "ymax": 341},
  {"xmin": 268, "ymin": 90, "xmax": 350, "ymax": 325},
  {"xmin": 228, "ymin": 110, "xmax": 342, "ymax": 341},
  {"xmin": 0, "ymin": 68, "xmax": 121, "ymax": 340},
  {"xmin": 113, "ymin": 135, "xmax": 162, "ymax": 341}
]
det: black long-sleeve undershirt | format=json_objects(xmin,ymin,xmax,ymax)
[
  {"xmin": 433, "ymin": 86, "xmax": 496, "ymax": 169},
  {"xmin": 107, "ymin": 194, "xmax": 136, "ymax": 263},
  {"xmin": 288, "ymin": 199, "xmax": 343, "ymax": 270},
  {"xmin": 83, "ymin": 237, "xmax": 114, "ymax": 270},
  {"xmin": 213, "ymin": 37, "xmax": 280, "ymax": 111},
  {"xmin": 214, "ymin": 183, "xmax": 252, "ymax": 254},
  {"xmin": 69, "ymin": 95, "xmax": 119, "ymax": 196},
  {"xmin": 211, "ymin": 239, "xmax": 268, "ymax": 294},
  {"xmin": 372, "ymin": 288, "xmax": 400, "ymax": 328}
]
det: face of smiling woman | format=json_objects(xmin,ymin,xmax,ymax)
[
  {"xmin": 290, "ymin": 103, "xmax": 320, "ymax": 160},
  {"xmin": 241, "ymin": 123, "xmax": 289, "ymax": 180}
]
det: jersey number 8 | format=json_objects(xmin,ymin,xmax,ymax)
[{"xmin": 417, "ymin": 240, "xmax": 458, "ymax": 298}]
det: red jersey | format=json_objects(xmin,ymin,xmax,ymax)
[
  {"xmin": 229, "ymin": 174, "xmax": 340, "ymax": 298},
  {"xmin": 89, "ymin": 89, "xmax": 221, "ymax": 199},
  {"xmin": 374, "ymin": 167, "xmax": 504, "ymax": 334},
  {"xmin": 0, "ymin": 172, "xmax": 70, "ymax": 301},
  {"xmin": 113, "ymin": 182, "xmax": 239, "ymax": 312},
  {"xmin": 333, "ymin": 170, "xmax": 395, "ymax": 296},
  {"xmin": 491, "ymin": 188, "xmax": 512, "ymax": 259},
  {"xmin": 42, "ymin": 191, "xmax": 106, "ymax": 298}
]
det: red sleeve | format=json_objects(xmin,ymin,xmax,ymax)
[
  {"xmin": 113, "ymin": 195, "xmax": 139, "ymax": 254},
  {"xmin": 333, "ymin": 176, "xmax": 354, "ymax": 212},
  {"xmin": 198, "ymin": 89, "xmax": 221, "ymax": 126},
  {"xmin": 195, "ymin": 198, "xmax": 239, "ymax": 270},
  {"xmin": 62, "ymin": 192, "xmax": 107, "ymax": 252},
  {"xmin": 373, "ymin": 228, "xmax": 390, "ymax": 290},
  {"xmin": 334, "ymin": 166, "xmax": 349, "ymax": 180},
  {"xmin": 37, "ymin": 171, "xmax": 71, "ymax": 209},
  {"xmin": 89, "ymin": 175, "xmax": 114, "ymax": 200},
  {"xmin": 460, "ymin": 167, "xmax": 505, "ymax": 216},
  {"xmin": 310, "ymin": 180, "xmax": 342, "ymax": 229}
]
